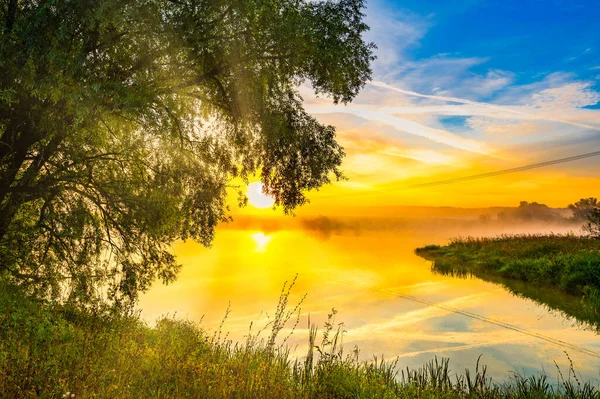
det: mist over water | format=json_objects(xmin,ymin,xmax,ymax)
[{"xmin": 140, "ymin": 210, "xmax": 599, "ymax": 383}]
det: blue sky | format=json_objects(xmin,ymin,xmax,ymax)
[
  {"xmin": 302, "ymin": 0, "xmax": 600, "ymax": 206},
  {"xmin": 379, "ymin": 0, "xmax": 600, "ymax": 90},
  {"xmin": 364, "ymin": 0, "xmax": 600, "ymax": 98}
]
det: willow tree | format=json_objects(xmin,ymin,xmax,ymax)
[{"xmin": 0, "ymin": 0, "xmax": 375, "ymax": 306}]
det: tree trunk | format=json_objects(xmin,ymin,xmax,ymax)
[{"xmin": 5, "ymin": 0, "xmax": 18, "ymax": 33}]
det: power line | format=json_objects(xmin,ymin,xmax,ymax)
[
  {"xmin": 408, "ymin": 150, "xmax": 600, "ymax": 189},
  {"xmin": 317, "ymin": 275, "xmax": 600, "ymax": 359},
  {"xmin": 317, "ymin": 149, "xmax": 600, "ymax": 200}
]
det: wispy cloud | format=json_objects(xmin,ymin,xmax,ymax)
[
  {"xmin": 307, "ymin": 106, "xmax": 494, "ymax": 154},
  {"xmin": 370, "ymin": 80, "xmax": 600, "ymax": 132},
  {"xmin": 298, "ymin": 1, "xmax": 600, "ymax": 204},
  {"xmin": 347, "ymin": 292, "xmax": 491, "ymax": 337},
  {"xmin": 363, "ymin": 6, "xmax": 431, "ymax": 78}
]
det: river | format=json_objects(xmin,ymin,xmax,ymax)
[{"xmin": 139, "ymin": 221, "xmax": 600, "ymax": 383}]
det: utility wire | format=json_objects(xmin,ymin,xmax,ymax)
[
  {"xmin": 319, "ymin": 275, "xmax": 600, "ymax": 359},
  {"xmin": 408, "ymin": 150, "xmax": 600, "ymax": 189},
  {"xmin": 317, "ymin": 149, "xmax": 600, "ymax": 200},
  {"xmin": 295, "ymin": 151, "xmax": 600, "ymax": 354}
]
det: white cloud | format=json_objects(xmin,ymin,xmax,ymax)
[
  {"xmin": 382, "ymin": 147, "xmax": 460, "ymax": 165},
  {"xmin": 530, "ymin": 82, "xmax": 600, "ymax": 110},
  {"xmin": 384, "ymin": 55, "xmax": 490, "ymax": 96},
  {"xmin": 298, "ymin": 3, "xmax": 600, "ymax": 184},
  {"xmin": 460, "ymin": 70, "xmax": 515, "ymax": 96},
  {"xmin": 363, "ymin": 7, "xmax": 431, "ymax": 78},
  {"xmin": 306, "ymin": 105, "xmax": 494, "ymax": 154},
  {"xmin": 369, "ymin": 80, "xmax": 600, "ymax": 132}
]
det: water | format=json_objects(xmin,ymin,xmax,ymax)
[{"xmin": 139, "ymin": 223, "xmax": 600, "ymax": 383}]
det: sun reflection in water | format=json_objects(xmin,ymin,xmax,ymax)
[{"xmin": 251, "ymin": 232, "xmax": 271, "ymax": 252}]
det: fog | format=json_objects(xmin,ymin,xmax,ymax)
[
  {"xmin": 140, "ymin": 204, "xmax": 598, "ymax": 383},
  {"xmin": 224, "ymin": 204, "xmax": 582, "ymax": 242}
]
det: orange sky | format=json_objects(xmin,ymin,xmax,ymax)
[
  {"xmin": 234, "ymin": 150, "xmax": 599, "ymax": 219},
  {"xmin": 231, "ymin": 76, "xmax": 600, "ymax": 217}
]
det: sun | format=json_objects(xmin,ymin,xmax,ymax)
[{"xmin": 247, "ymin": 182, "xmax": 275, "ymax": 209}]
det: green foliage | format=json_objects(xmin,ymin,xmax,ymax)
[
  {"xmin": 1, "ymin": 279, "xmax": 599, "ymax": 398},
  {"xmin": 416, "ymin": 235, "xmax": 600, "ymax": 329},
  {"xmin": 0, "ymin": 0, "xmax": 375, "ymax": 306},
  {"xmin": 583, "ymin": 208, "xmax": 600, "ymax": 239},
  {"xmin": 568, "ymin": 198, "xmax": 600, "ymax": 238},
  {"xmin": 568, "ymin": 198, "xmax": 599, "ymax": 222},
  {"xmin": 420, "ymin": 244, "xmax": 442, "ymax": 251}
]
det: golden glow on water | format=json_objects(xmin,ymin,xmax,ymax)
[
  {"xmin": 251, "ymin": 232, "xmax": 271, "ymax": 252},
  {"xmin": 247, "ymin": 182, "xmax": 275, "ymax": 208},
  {"xmin": 139, "ymin": 224, "xmax": 600, "ymax": 381}
]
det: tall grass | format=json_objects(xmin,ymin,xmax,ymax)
[
  {"xmin": 416, "ymin": 234, "xmax": 600, "ymax": 330},
  {"xmin": 1, "ymin": 276, "xmax": 599, "ymax": 398}
]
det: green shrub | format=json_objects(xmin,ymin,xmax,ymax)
[{"xmin": 417, "ymin": 234, "xmax": 600, "ymax": 330}]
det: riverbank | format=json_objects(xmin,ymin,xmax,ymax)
[
  {"xmin": 2, "ymin": 280, "xmax": 600, "ymax": 398},
  {"xmin": 416, "ymin": 234, "xmax": 600, "ymax": 329}
]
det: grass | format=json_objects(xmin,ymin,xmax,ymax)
[
  {"xmin": 1, "ymin": 276, "xmax": 600, "ymax": 398},
  {"xmin": 416, "ymin": 234, "xmax": 600, "ymax": 329}
]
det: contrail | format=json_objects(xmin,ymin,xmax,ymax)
[
  {"xmin": 307, "ymin": 105, "xmax": 493, "ymax": 154},
  {"xmin": 370, "ymin": 81, "xmax": 600, "ymax": 132}
]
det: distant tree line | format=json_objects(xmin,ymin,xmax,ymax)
[
  {"xmin": 497, "ymin": 201, "xmax": 563, "ymax": 222},
  {"xmin": 481, "ymin": 198, "xmax": 600, "ymax": 238}
]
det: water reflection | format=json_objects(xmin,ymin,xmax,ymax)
[
  {"xmin": 447, "ymin": 271, "xmax": 600, "ymax": 333},
  {"xmin": 251, "ymin": 232, "xmax": 272, "ymax": 252},
  {"xmin": 139, "ymin": 226, "xmax": 600, "ymax": 383}
]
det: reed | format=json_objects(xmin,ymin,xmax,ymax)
[
  {"xmin": 417, "ymin": 234, "xmax": 600, "ymax": 327},
  {"xmin": 1, "ymin": 277, "xmax": 599, "ymax": 398}
]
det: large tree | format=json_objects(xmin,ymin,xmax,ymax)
[{"xmin": 0, "ymin": 0, "xmax": 375, "ymax": 306}]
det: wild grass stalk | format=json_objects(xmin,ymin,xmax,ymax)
[{"xmin": 1, "ymin": 277, "xmax": 599, "ymax": 398}]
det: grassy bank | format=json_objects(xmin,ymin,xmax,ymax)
[
  {"xmin": 416, "ymin": 235, "xmax": 600, "ymax": 329},
  {"xmin": 1, "ymin": 280, "xmax": 600, "ymax": 398}
]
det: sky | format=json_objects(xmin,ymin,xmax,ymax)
[
  {"xmin": 143, "ymin": 3, "xmax": 600, "ymax": 377},
  {"xmin": 278, "ymin": 0, "xmax": 600, "ymax": 212},
  {"xmin": 142, "ymin": 1, "xmax": 600, "ymax": 370}
]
